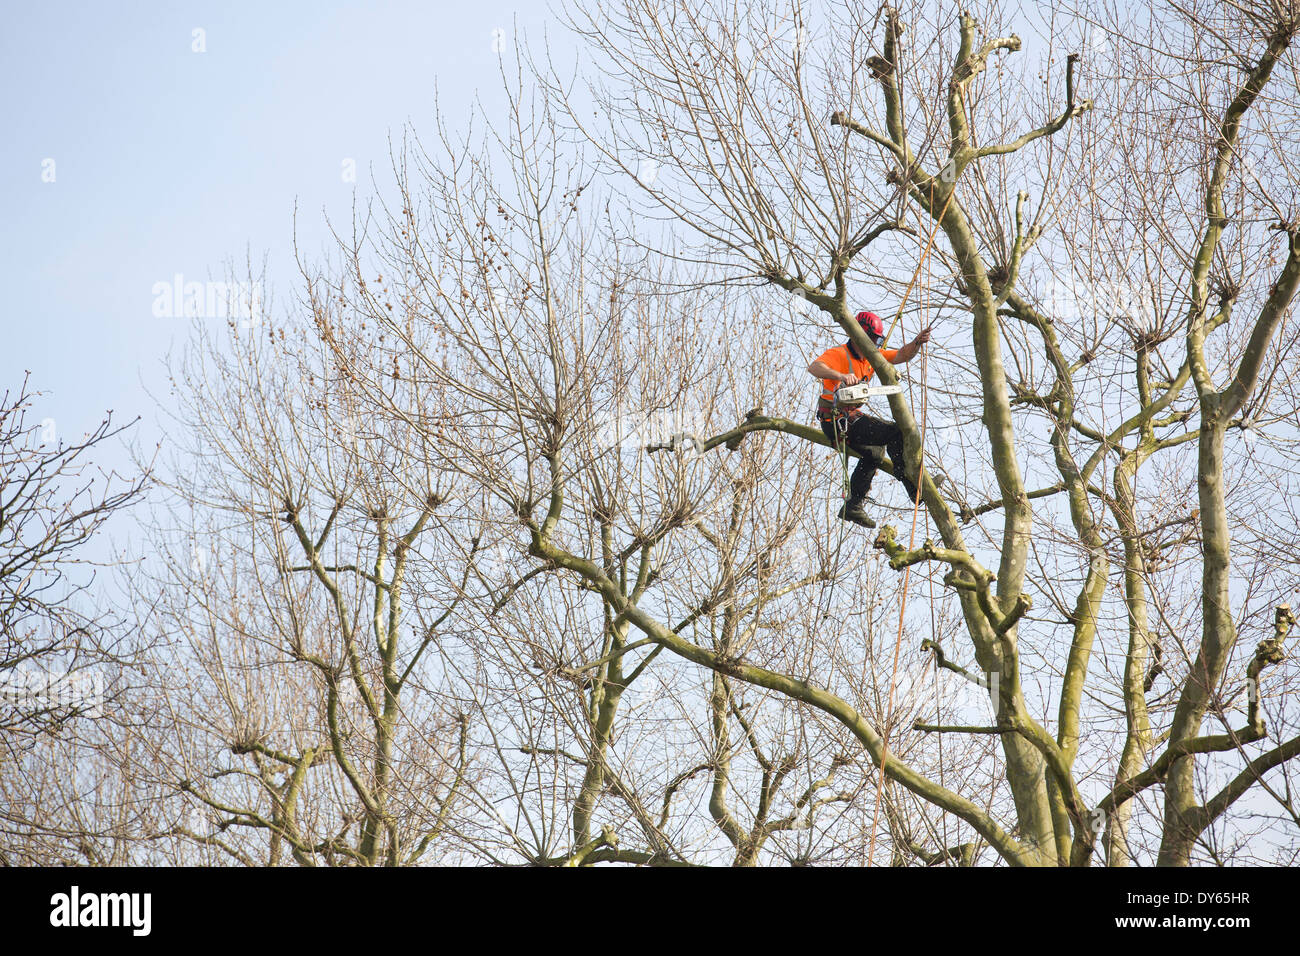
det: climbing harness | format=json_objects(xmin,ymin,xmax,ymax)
[{"xmin": 824, "ymin": 388, "xmax": 895, "ymax": 524}]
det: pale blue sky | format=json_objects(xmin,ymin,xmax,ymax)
[{"xmin": 1, "ymin": 1, "xmax": 560, "ymax": 458}]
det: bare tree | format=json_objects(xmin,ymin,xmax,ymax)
[
  {"xmin": 303, "ymin": 46, "xmax": 1007, "ymax": 865},
  {"xmin": 0, "ymin": 374, "xmax": 148, "ymax": 737},
  {"xmin": 21, "ymin": 0, "xmax": 1297, "ymax": 868},
  {"xmin": 0, "ymin": 374, "xmax": 150, "ymax": 862},
  {"xmin": 547, "ymin": 0, "xmax": 1300, "ymax": 865},
  {"xmin": 123, "ymin": 300, "xmax": 476, "ymax": 866}
]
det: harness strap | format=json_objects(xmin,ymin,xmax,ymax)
[{"xmin": 818, "ymin": 345, "xmax": 865, "ymax": 409}]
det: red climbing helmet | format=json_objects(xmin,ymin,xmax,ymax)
[{"xmin": 856, "ymin": 310, "xmax": 885, "ymax": 345}]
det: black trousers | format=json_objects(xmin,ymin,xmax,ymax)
[{"xmin": 821, "ymin": 414, "xmax": 917, "ymax": 502}]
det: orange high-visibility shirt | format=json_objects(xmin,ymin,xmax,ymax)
[{"xmin": 816, "ymin": 343, "xmax": 898, "ymax": 404}]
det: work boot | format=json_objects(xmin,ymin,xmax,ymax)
[{"xmin": 838, "ymin": 498, "xmax": 876, "ymax": 528}]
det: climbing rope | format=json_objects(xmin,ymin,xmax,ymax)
[
  {"xmin": 866, "ymin": 340, "xmax": 931, "ymax": 864},
  {"xmin": 882, "ymin": 184, "xmax": 956, "ymax": 351},
  {"xmin": 865, "ymin": 182, "xmax": 954, "ymax": 865},
  {"xmin": 811, "ymin": 405, "xmax": 856, "ymax": 634},
  {"xmin": 931, "ymin": 519, "xmax": 948, "ymax": 857},
  {"xmin": 801, "ymin": 175, "xmax": 955, "ymax": 862}
]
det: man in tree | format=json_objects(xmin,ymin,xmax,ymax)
[{"xmin": 807, "ymin": 310, "xmax": 931, "ymax": 527}]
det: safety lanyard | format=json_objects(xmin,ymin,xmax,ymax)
[{"xmin": 834, "ymin": 412, "xmax": 851, "ymax": 500}]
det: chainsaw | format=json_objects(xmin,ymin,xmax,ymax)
[{"xmin": 833, "ymin": 382, "xmax": 903, "ymax": 409}]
